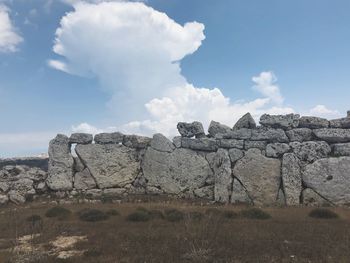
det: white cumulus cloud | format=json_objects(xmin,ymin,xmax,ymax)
[
  {"xmin": 71, "ymin": 122, "xmax": 103, "ymax": 134},
  {"xmin": 0, "ymin": 4, "xmax": 23, "ymax": 52},
  {"xmin": 252, "ymin": 71, "xmax": 284, "ymax": 105},
  {"xmin": 308, "ymin": 105, "xmax": 341, "ymax": 119}
]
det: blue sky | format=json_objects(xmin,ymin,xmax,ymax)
[{"xmin": 0, "ymin": 0, "xmax": 349, "ymax": 157}]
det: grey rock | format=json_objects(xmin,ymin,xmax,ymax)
[
  {"xmin": 150, "ymin": 133, "xmax": 175, "ymax": 153},
  {"xmin": 276, "ymin": 188, "xmax": 286, "ymax": 206},
  {"xmin": 301, "ymin": 188, "xmax": 332, "ymax": 207},
  {"xmin": 313, "ymin": 128, "xmax": 350, "ymax": 143},
  {"xmin": 146, "ymin": 186, "xmax": 164, "ymax": 195},
  {"xmin": 329, "ymin": 117, "xmax": 350, "ymax": 128},
  {"xmin": 286, "ymin": 128, "xmax": 313, "ymax": 142},
  {"xmin": 290, "ymin": 141, "xmax": 331, "ymax": 162},
  {"xmin": 142, "ymin": 148, "xmax": 212, "ymax": 194},
  {"xmin": 94, "ymin": 132, "xmax": 124, "ymax": 144},
  {"xmin": 177, "ymin": 121, "xmax": 205, "ymax": 138},
  {"xmin": 35, "ymin": 182, "xmax": 47, "ymax": 193},
  {"xmin": 212, "ymin": 149, "xmax": 232, "ymax": 203},
  {"xmin": 0, "ymin": 194, "xmax": 8, "ymax": 205},
  {"xmin": 123, "ymin": 135, "xmax": 152, "ymax": 149},
  {"xmin": 8, "ymin": 190, "xmax": 26, "ymax": 204},
  {"xmin": 181, "ymin": 137, "xmax": 218, "ymax": 152},
  {"xmin": 73, "ymin": 157, "xmax": 85, "ymax": 173},
  {"xmin": 282, "ymin": 153, "xmax": 302, "ymax": 205},
  {"xmin": 172, "ymin": 136, "xmax": 182, "ymax": 148},
  {"xmin": 69, "ymin": 133, "xmax": 93, "ymax": 144},
  {"xmin": 251, "ymin": 127, "xmax": 289, "ymax": 143},
  {"xmin": 233, "ymin": 149, "xmax": 281, "ymax": 206},
  {"xmin": 333, "ymin": 143, "xmax": 350, "ymax": 156},
  {"xmin": 233, "ymin": 113, "xmax": 256, "ymax": 129},
  {"xmin": 47, "ymin": 134, "xmax": 74, "ymax": 191},
  {"xmin": 244, "ymin": 140, "xmax": 267, "ymax": 151},
  {"xmin": 260, "ymin": 114, "xmax": 300, "ymax": 130},
  {"xmin": 74, "ymin": 168, "xmax": 96, "ymax": 190},
  {"xmin": 193, "ymin": 186, "xmax": 214, "ymax": 200},
  {"xmin": 228, "ymin": 148, "xmax": 244, "ymax": 163},
  {"xmin": 103, "ymin": 188, "xmax": 126, "ymax": 196},
  {"xmin": 208, "ymin": 121, "xmax": 231, "ymax": 137},
  {"xmin": 298, "ymin": 116, "xmax": 329, "ymax": 129},
  {"xmin": 302, "ymin": 157, "xmax": 350, "ymax": 205},
  {"xmin": 266, "ymin": 143, "xmax": 290, "ymax": 158},
  {"xmin": 217, "ymin": 139, "xmax": 244, "ymax": 149},
  {"xmin": 85, "ymin": 189, "xmax": 102, "ymax": 199},
  {"xmin": 231, "ymin": 178, "xmax": 252, "ymax": 204},
  {"xmin": 76, "ymin": 144, "xmax": 140, "ymax": 189},
  {"xmin": 218, "ymin": 128, "xmax": 252, "ymax": 140},
  {"xmin": 0, "ymin": 182, "xmax": 9, "ymax": 192},
  {"xmin": 11, "ymin": 178, "xmax": 34, "ymax": 194}
]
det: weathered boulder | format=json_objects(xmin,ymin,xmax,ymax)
[
  {"xmin": 11, "ymin": 178, "xmax": 34, "ymax": 195},
  {"xmin": 181, "ymin": 137, "xmax": 218, "ymax": 152},
  {"xmin": 286, "ymin": 128, "xmax": 313, "ymax": 142},
  {"xmin": 266, "ymin": 143, "xmax": 291, "ymax": 158},
  {"xmin": 313, "ymin": 128, "xmax": 350, "ymax": 143},
  {"xmin": 276, "ymin": 188, "xmax": 286, "ymax": 206},
  {"xmin": 217, "ymin": 139, "xmax": 244, "ymax": 149},
  {"xmin": 193, "ymin": 186, "xmax": 214, "ymax": 200},
  {"xmin": 142, "ymin": 148, "xmax": 212, "ymax": 194},
  {"xmin": 231, "ymin": 178, "xmax": 252, "ymax": 204},
  {"xmin": 251, "ymin": 128, "xmax": 289, "ymax": 143},
  {"xmin": 75, "ymin": 144, "xmax": 140, "ymax": 189},
  {"xmin": 233, "ymin": 113, "xmax": 256, "ymax": 129},
  {"xmin": 172, "ymin": 136, "xmax": 182, "ymax": 148},
  {"xmin": 260, "ymin": 114, "xmax": 300, "ymax": 130},
  {"xmin": 123, "ymin": 135, "xmax": 152, "ymax": 149},
  {"xmin": 177, "ymin": 121, "xmax": 205, "ymax": 138},
  {"xmin": 298, "ymin": 116, "xmax": 329, "ymax": 129},
  {"xmin": 333, "ymin": 143, "xmax": 350, "ymax": 156},
  {"xmin": 244, "ymin": 140, "xmax": 267, "ymax": 151},
  {"xmin": 301, "ymin": 188, "xmax": 332, "ymax": 207},
  {"xmin": 46, "ymin": 134, "xmax": 74, "ymax": 191},
  {"xmin": 329, "ymin": 117, "xmax": 350, "ymax": 128},
  {"xmin": 228, "ymin": 148, "xmax": 244, "ymax": 163},
  {"xmin": 74, "ymin": 168, "xmax": 96, "ymax": 190},
  {"xmin": 290, "ymin": 141, "xmax": 331, "ymax": 162},
  {"xmin": 0, "ymin": 194, "xmax": 8, "ymax": 205},
  {"xmin": 73, "ymin": 157, "xmax": 85, "ymax": 173},
  {"xmin": 208, "ymin": 121, "xmax": 231, "ymax": 137},
  {"xmin": 103, "ymin": 188, "xmax": 126, "ymax": 197},
  {"xmin": 212, "ymin": 149, "xmax": 232, "ymax": 203},
  {"xmin": 8, "ymin": 190, "xmax": 26, "ymax": 204},
  {"xmin": 233, "ymin": 149, "xmax": 281, "ymax": 206},
  {"xmin": 0, "ymin": 182, "xmax": 9, "ymax": 192},
  {"xmin": 302, "ymin": 157, "xmax": 350, "ymax": 205},
  {"xmin": 150, "ymin": 133, "xmax": 175, "ymax": 153},
  {"xmin": 69, "ymin": 133, "xmax": 93, "ymax": 144},
  {"xmin": 282, "ymin": 153, "xmax": 302, "ymax": 205},
  {"xmin": 94, "ymin": 132, "xmax": 124, "ymax": 144}
]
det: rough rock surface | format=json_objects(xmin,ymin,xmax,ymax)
[
  {"xmin": 231, "ymin": 178, "xmax": 252, "ymax": 204},
  {"xmin": 233, "ymin": 149, "xmax": 281, "ymax": 206},
  {"xmin": 123, "ymin": 135, "xmax": 152, "ymax": 149},
  {"xmin": 286, "ymin": 128, "xmax": 313, "ymax": 142},
  {"xmin": 302, "ymin": 157, "xmax": 350, "ymax": 205},
  {"xmin": 75, "ymin": 144, "xmax": 140, "ymax": 189},
  {"xmin": 177, "ymin": 121, "xmax": 205, "ymax": 138},
  {"xmin": 47, "ymin": 134, "xmax": 74, "ymax": 191},
  {"xmin": 0, "ymin": 194, "xmax": 8, "ymax": 205},
  {"xmin": 290, "ymin": 141, "xmax": 331, "ymax": 162},
  {"xmin": 260, "ymin": 114, "xmax": 300, "ymax": 130},
  {"xmin": 266, "ymin": 143, "xmax": 291, "ymax": 158},
  {"xmin": 301, "ymin": 188, "xmax": 332, "ymax": 206},
  {"xmin": 219, "ymin": 128, "xmax": 252, "ymax": 140},
  {"xmin": 142, "ymin": 148, "xmax": 212, "ymax": 194},
  {"xmin": 217, "ymin": 139, "xmax": 244, "ymax": 149},
  {"xmin": 244, "ymin": 140, "xmax": 267, "ymax": 151},
  {"xmin": 208, "ymin": 121, "xmax": 231, "ymax": 137},
  {"xmin": 181, "ymin": 138, "xmax": 218, "ymax": 152},
  {"xmin": 298, "ymin": 116, "xmax": 329, "ymax": 129},
  {"xmin": 233, "ymin": 113, "xmax": 256, "ymax": 129},
  {"xmin": 313, "ymin": 128, "xmax": 350, "ymax": 143},
  {"xmin": 69, "ymin": 133, "xmax": 93, "ymax": 144},
  {"xmin": 193, "ymin": 186, "xmax": 214, "ymax": 200},
  {"xmin": 212, "ymin": 149, "xmax": 232, "ymax": 203},
  {"xmin": 150, "ymin": 133, "xmax": 175, "ymax": 153},
  {"xmin": 74, "ymin": 168, "xmax": 96, "ymax": 190},
  {"xmin": 228, "ymin": 148, "xmax": 244, "ymax": 163},
  {"xmin": 251, "ymin": 128, "xmax": 289, "ymax": 143},
  {"xmin": 94, "ymin": 132, "xmax": 124, "ymax": 144},
  {"xmin": 333, "ymin": 143, "xmax": 350, "ymax": 156},
  {"xmin": 282, "ymin": 153, "xmax": 302, "ymax": 205},
  {"xmin": 329, "ymin": 117, "xmax": 350, "ymax": 128}
]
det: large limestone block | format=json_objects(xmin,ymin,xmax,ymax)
[
  {"xmin": 177, "ymin": 121, "xmax": 205, "ymax": 138},
  {"xmin": 266, "ymin": 143, "xmax": 291, "ymax": 158},
  {"xmin": 123, "ymin": 135, "xmax": 151, "ymax": 149},
  {"xmin": 329, "ymin": 117, "xmax": 350, "ymax": 128},
  {"xmin": 233, "ymin": 113, "xmax": 256, "ymax": 129},
  {"xmin": 150, "ymin": 133, "xmax": 175, "ymax": 153},
  {"xmin": 290, "ymin": 141, "xmax": 331, "ymax": 162},
  {"xmin": 212, "ymin": 149, "xmax": 232, "ymax": 203},
  {"xmin": 47, "ymin": 134, "xmax": 74, "ymax": 191},
  {"xmin": 333, "ymin": 143, "xmax": 350, "ymax": 156},
  {"xmin": 298, "ymin": 116, "xmax": 329, "ymax": 129},
  {"xmin": 75, "ymin": 144, "xmax": 140, "ymax": 189},
  {"xmin": 286, "ymin": 128, "xmax": 313, "ymax": 142},
  {"xmin": 142, "ymin": 148, "xmax": 212, "ymax": 194},
  {"xmin": 251, "ymin": 128, "xmax": 289, "ymax": 143},
  {"xmin": 217, "ymin": 139, "xmax": 244, "ymax": 149},
  {"xmin": 313, "ymin": 128, "xmax": 350, "ymax": 143},
  {"xmin": 69, "ymin": 133, "xmax": 93, "ymax": 144},
  {"xmin": 233, "ymin": 149, "xmax": 281, "ymax": 206},
  {"xmin": 208, "ymin": 121, "xmax": 231, "ymax": 137},
  {"xmin": 74, "ymin": 168, "xmax": 96, "ymax": 190},
  {"xmin": 181, "ymin": 137, "xmax": 218, "ymax": 152},
  {"xmin": 217, "ymin": 128, "xmax": 252, "ymax": 140},
  {"xmin": 94, "ymin": 132, "xmax": 124, "ymax": 144},
  {"xmin": 260, "ymin": 114, "xmax": 300, "ymax": 130},
  {"xmin": 302, "ymin": 157, "xmax": 350, "ymax": 205},
  {"xmin": 231, "ymin": 178, "xmax": 252, "ymax": 204},
  {"xmin": 301, "ymin": 188, "xmax": 332, "ymax": 206},
  {"xmin": 282, "ymin": 153, "xmax": 302, "ymax": 205}
]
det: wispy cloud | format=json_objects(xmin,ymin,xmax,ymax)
[{"xmin": 0, "ymin": 4, "xmax": 23, "ymax": 52}]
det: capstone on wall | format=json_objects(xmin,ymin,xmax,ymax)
[{"xmin": 2, "ymin": 111, "xmax": 350, "ymax": 207}]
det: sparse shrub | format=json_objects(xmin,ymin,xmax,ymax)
[
  {"xmin": 45, "ymin": 206, "xmax": 71, "ymax": 220},
  {"xmin": 26, "ymin": 214, "xmax": 42, "ymax": 223},
  {"xmin": 101, "ymin": 194, "xmax": 114, "ymax": 204},
  {"xmin": 240, "ymin": 208, "xmax": 271, "ymax": 220},
  {"xmin": 223, "ymin": 210, "xmax": 238, "ymax": 219},
  {"xmin": 309, "ymin": 208, "xmax": 338, "ymax": 219},
  {"xmin": 84, "ymin": 248, "xmax": 103, "ymax": 257},
  {"xmin": 79, "ymin": 209, "xmax": 109, "ymax": 222},
  {"xmin": 149, "ymin": 209, "xmax": 164, "ymax": 219},
  {"xmin": 205, "ymin": 208, "xmax": 222, "ymax": 216},
  {"xmin": 106, "ymin": 209, "xmax": 120, "ymax": 216},
  {"xmin": 126, "ymin": 210, "xmax": 151, "ymax": 222},
  {"xmin": 164, "ymin": 208, "xmax": 184, "ymax": 222},
  {"xmin": 188, "ymin": 211, "xmax": 204, "ymax": 221}
]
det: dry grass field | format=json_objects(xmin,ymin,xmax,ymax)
[{"xmin": 1, "ymin": 197, "xmax": 350, "ymax": 263}]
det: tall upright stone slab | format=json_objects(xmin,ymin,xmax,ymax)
[
  {"xmin": 212, "ymin": 149, "xmax": 232, "ymax": 203},
  {"xmin": 282, "ymin": 153, "xmax": 302, "ymax": 205}
]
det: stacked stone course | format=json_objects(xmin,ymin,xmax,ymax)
[{"xmin": 2, "ymin": 111, "xmax": 350, "ymax": 207}]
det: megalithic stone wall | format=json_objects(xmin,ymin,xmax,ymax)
[{"xmin": 2, "ymin": 111, "xmax": 350, "ymax": 206}]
